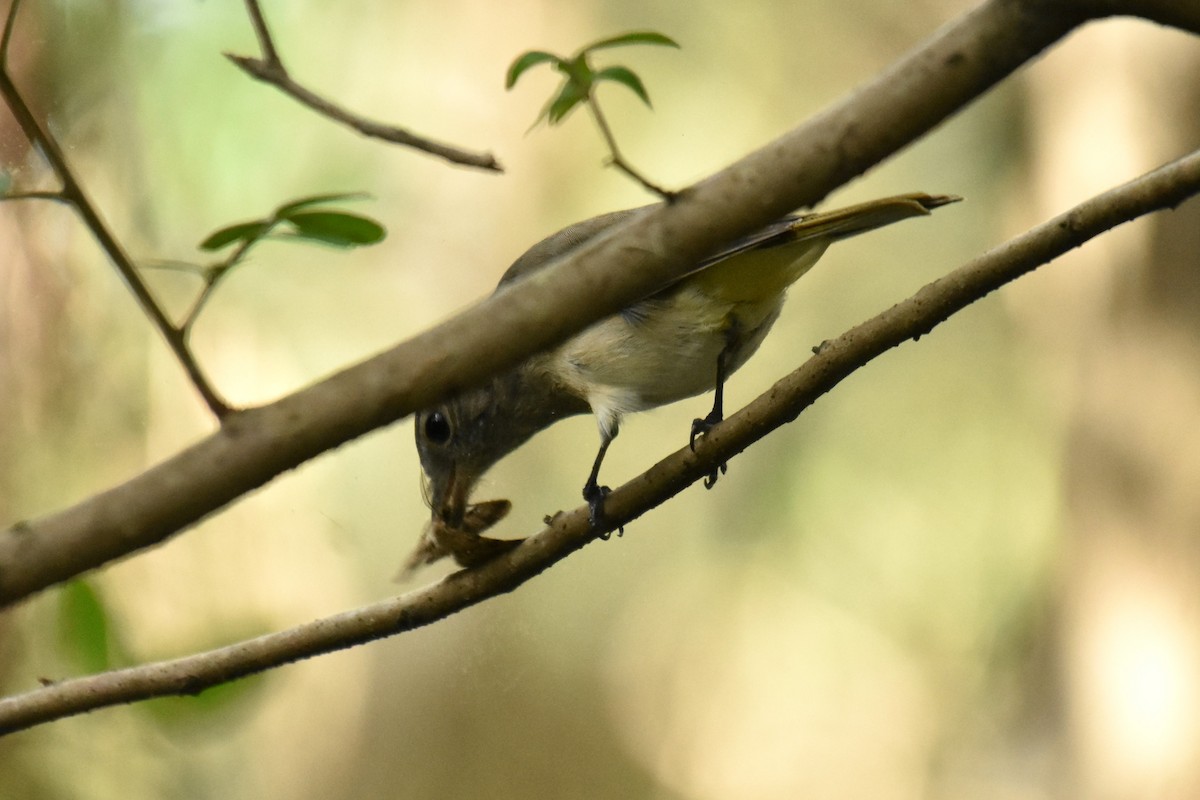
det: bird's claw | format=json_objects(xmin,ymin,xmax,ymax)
[
  {"xmin": 691, "ymin": 411, "xmax": 728, "ymax": 489},
  {"xmin": 583, "ymin": 482, "xmax": 623, "ymax": 539},
  {"xmin": 690, "ymin": 411, "xmax": 722, "ymax": 451},
  {"xmin": 703, "ymin": 462, "xmax": 728, "ymax": 490}
]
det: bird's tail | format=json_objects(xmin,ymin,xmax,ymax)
[
  {"xmin": 685, "ymin": 192, "xmax": 960, "ymax": 305},
  {"xmin": 786, "ymin": 193, "xmax": 962, "ymax": 242}
]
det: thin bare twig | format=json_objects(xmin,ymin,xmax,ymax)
[
  {"xmin": 0, "ymin": 0, "xmax": 17, "ymax": 56},
  {"xmin": 0, "ymin": 0, "xmax": 231, "ymax": 417},
  {"xmin": 177, "ymin": 229, "xmax": 266, "ymax": 342},
  {"xmin": 586, "ymin": 98, "xmax": 676, "ymax": 199},
  {"xmin": 3, "ymin": 147, "xmax": 1197, "ymax": 736},
  {"xmin": 242, "ymin": 0, "xmax": 280, "ymax": 66},
  {"xmin": 0, "ymin": 190, "xmax": 70, "ymax": 204},
  {"xmin": 228, "ymin": 0, "xmax": 502, "ymax": 172}
]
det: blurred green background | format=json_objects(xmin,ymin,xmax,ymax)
[{"xmin": 2, "ymin": 1, "xmax": 1199, "ymax": 798}]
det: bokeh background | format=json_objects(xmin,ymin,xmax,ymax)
[{"xmin": 2, "ymin": 1, "xmax": 1199, "ymax": 798}]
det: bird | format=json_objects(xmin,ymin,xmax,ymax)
[{"xmin": 408, "ymin": 192, "xmax": 959, "ymax": 570}]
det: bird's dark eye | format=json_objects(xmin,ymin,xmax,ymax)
[{"xmin": 423, "ymin": 411, "xmax": 452, "ymax": 444}]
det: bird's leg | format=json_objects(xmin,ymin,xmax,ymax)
[
  {"xmin": 582, "ymin": 427, "xmax": 624, "ymax": 538},
  {"xmin": 690, "ymin": 323, "xmax": 737, "ymax": 489}
]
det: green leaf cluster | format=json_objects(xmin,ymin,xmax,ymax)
[{"xmin": 505, "ymin": 31, "xmax": 679, "ymax": 126}]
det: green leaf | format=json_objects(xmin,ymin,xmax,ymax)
[
  {"xmin": 581, "ymin": 31, "xmax": 680, "ymax": 53},
  {"xmin": 506, "ymin": 50, "xmax": 562, "ymax": 88},
  {"xmin": 58, "ymin": 580, "xmax": 111, "ymax": 674},
  {"xmin": 544, "ymin": 80, "xmax": 589, "ymax": 125},
  {"xmin": 282, "ymin": 210, "xmax": 386, "ymax": 247},
  {"xmin": 593, "ymin": 66, "xmax": 652, "ymax": 106},
  {"xmin": 556, "ymin": 53, "xmax": 594, "ymax": 87},
  {"xmin": 199, "ymin": 220, "xmax": 270, "ymax": 251},
  {"xmin": 273, "ymin": 192, "xmax": 369, "ymax": 218}
]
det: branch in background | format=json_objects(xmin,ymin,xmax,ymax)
[
  {"xmin": 3, "ymin": 148, "xmax": 1197, "ymax": 735},
  {"xmin": 227, "ymin": 0, "xmax": 502, "ymax": 172},
  {"xmin": 0, "ymin": 0, "xmax": 231, "ymax": 418},
  {"xmin": 586, "ymin": 98, "xmax": 675, "ymax": 199},
  {"xmin": 1, "ymin": 190, "xmax": 71, "ymax": 204}
]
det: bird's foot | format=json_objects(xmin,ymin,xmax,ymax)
[
  {"xmin": 690, "ymin": 409, "xmax": 722, "ymax": 450},
  {"xmin": 690, "ymin": 412, "xmax": 728, "ymax": 490},
  {"xmin": 583, "ymin": 481, "xmax": 623, "ymax": 540}
]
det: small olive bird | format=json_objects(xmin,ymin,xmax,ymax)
[{"xmin": 411, "ymin": 192, "xmax": 959, "ymax": 568}]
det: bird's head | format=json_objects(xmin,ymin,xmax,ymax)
[{"xmin": 415, "ymin": 367, "xmax": 589, "ymax": 530}]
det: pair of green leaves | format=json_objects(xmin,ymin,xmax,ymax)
[
  {"xmin": 165, "ymin": 192, "xmax": 386, "ymax": 334},
  {"xmin": 199, "ymin": 192, "xmax": 385, "ymax": 255},
  {"xmin": 506, "ymin": 31, "xmax": 679, "ymax": 126}
]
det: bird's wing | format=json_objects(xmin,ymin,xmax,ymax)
[
  {"xmin": 495, "ymin": 193, "xmax": 959, "ymax": 293},
  {"xmin": 496, "ymin": 207, "xmax": 647, "ymax": 288}
]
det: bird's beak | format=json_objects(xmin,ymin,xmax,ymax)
[{"xmin": 430, "ymin": 463, "xmax": 471, "ymax": 529}]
